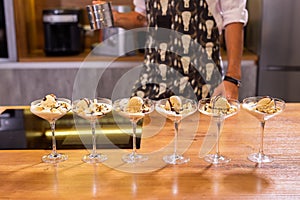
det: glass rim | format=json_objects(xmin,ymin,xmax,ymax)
[
  {"xmin": 242, "ymin": 96, "xmax": 286, "ymax": 104},
  {"xmin": 31, "ymin": 97, "xmax": 71, "ymax": 106}
]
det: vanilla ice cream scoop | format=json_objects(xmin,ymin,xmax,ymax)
[
  {"xmin": 30, "ymin": 94, "xmax": 71, "ymax": 123},
  {"xmin": 210, "ymin": 96, "xmax": 230, "ymax": 110},
  {"xmin": 126, "ymin": 96, "xmax": 144, "ymax": 113},
  {"xmin": 73, "ymin": 98, "xmax": 112, "ymax": 117},
  {"xmin": 41, "ymin": 94, "xmax": 58, "ymax": 108},
  {"xmin": 165, "ymin": 96, "xmax": 182, "ymax": 113},
  {"xmin": 75, "ymin": 98, "xmax": 91, "ymax": 113},
  {"xmin": 202, "ymin": 96, "xmax": 237, "ymax": 115},
  {"xmin": 255, "ymin": 97, "xmax": 277, "ymax": 114}
]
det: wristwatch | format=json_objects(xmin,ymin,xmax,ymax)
[{"xmin": 224, "ymin": 75, "xmax": 241, "ymax": 87}]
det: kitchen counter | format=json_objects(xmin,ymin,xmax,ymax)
[
  {"xmin": 0, "ymin": 103, "xmax": 299, "ymax": 199},
  {"xmin": 1, "ymin": 49, "xmax": 257, "ymax": 66},
  {"xmin": 0, "ymin": 49, "xmax": 258, "ymax": 105},
  {"xmin": 0, "ymin": 49, "xmax": 257, "ymax": 69}
]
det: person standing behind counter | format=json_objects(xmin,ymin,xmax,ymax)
[{"xmin": 93, "ymin": 0, "xmax": 248, "ymax": 101}]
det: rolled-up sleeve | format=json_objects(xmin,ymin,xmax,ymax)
[
  {"xmin": 219, "ymin": 0, "xmax": 248, "ymax": 28},
  {"xmin": 133, "ymin": 0, "xmax": 146, "ymax": 15}
]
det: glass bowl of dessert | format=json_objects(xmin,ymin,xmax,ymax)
[
  {"xmin": 72, "ymin": 98, "xmax": 112, "ymax": 163},
  {"xmin": 242, "ymin": 96, "xmax": 285, "ymax": 163},
  {"xmin": 113, "ymin": 96, "xmax": 154, "ymax": 163},
  {"xmin": 30, "ymin": 94, "xmax": 71, "ymax": 163},
  {"xmin": 155, "ymin": 96, "xmax": 197, "ymax": 164},
  {"xmin": 198, "ymin": 96, "xmax": 239, "ymax": 164}
]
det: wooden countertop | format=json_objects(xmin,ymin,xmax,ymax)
[
  {"xmin": 0, "ymin": 103, "xmax": 299, "ymax": 199},
  {"xmin": 18, "ymin": 48, "xmax": 258, "ymax": 63}
]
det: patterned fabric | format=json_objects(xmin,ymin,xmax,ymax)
[{"xmin": 132, "ymin": 0, "xmax": 222, "ymax": 101}]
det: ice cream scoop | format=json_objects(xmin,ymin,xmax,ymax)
[
  {"xmin": 210, "ymin": 96, "xmax": 230, "ymax": 110},
  {"xmin": 255, "ymin": 97, "xmax": 277, "ymax": 114},
  {"xmin": 126, "ymin": 96, "xmax": 144, "ymax": 113},
  {"xmin": 201, "ymin": 96, "xmax": 237, "ymax": 116},
  {"xmin": 73, "ymin": 98, "xmax": 112, "ymax": 117},
  {"xmin": 30, "ymin": 94, "xmax": 71, "ymax": 123},
  {"xmin": 36, "ymin": 94, "xmax": 70, "ymax": 113},
  {"xmin": 165, "ymin": 96, "xmax": 182, "ymax": 113},
  {"xmin": 41, "ymin": 94, "xmax": 58, "ymax": 108},
  {"xmin": 74, "ymin": 98, "xmax": 90, "ymax": 113}
]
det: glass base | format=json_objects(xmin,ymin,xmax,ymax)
[
  {"xmin": 122, "ymin": 153, "xmax": 148, "ymax": 164},
  {"xmin": 248, "ymin": 152, "xmax": 273, "ymax": 163},
  {"xmin": 42, "ymin": 153, "xmax": 68, "ymax": 163},
  {"xmin": 82, "ymin": 153, "xmax": 107, "ymax": 164},
  {"xmin": 204, "ymin": 154, "xmax": 231, "ymax": 164},
  {"xmin": 163, "ymin": 154, "xmax": 190, "ymax": 165}
]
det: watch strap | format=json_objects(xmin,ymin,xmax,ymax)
[{"xmin": 224, "ymin": 75, "xmax": 241, "ymax": 87}]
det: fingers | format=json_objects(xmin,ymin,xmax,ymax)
[
  {"xmin": 92, "ymin": 1, "xmax": 105, "ymax": 5},
  {"xmin": 211, "ymin": 83, "xmax": 225, "ymax": 98},
  {"xmin": 223, "ymin": 81, "xmax": 239, "ymax": 100},
  {"xmin": 211, "ymin": 82, "xmax": 238, "ymax": 100}
]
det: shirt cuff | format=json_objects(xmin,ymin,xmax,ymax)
[
  {"xmin": 221, "ymin": 7, "xmax": 248, "ymax": 28},
  {"xmin": 133, "ymin": 0, "xmax": 146, "ymax": 16}
]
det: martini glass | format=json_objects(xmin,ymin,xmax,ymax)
[
  {"xmin": 155, "ymin": 96, "xmax": 197, "ymax": 164},
  {"xmin": 198, "ymin": 97, "xmax": 239, "ymax": 164},
  {"xmin": 30, "ymin": 98, "xmax": 71, "ymax": 163},
  {"xmin": 72, "ymin": 98, "xmax": 112, "ymax": 163},
  {"xmin": 242, "ymin": 96, "xmax": 285, "ymax": 163},
  {"xmin": 113, "ymin": 98, "xmax": 154, "ymax": 163}
]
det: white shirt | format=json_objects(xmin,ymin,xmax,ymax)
[{"xmin": 133, "ymin": 0, "xmax": 248, "ymax": 33}]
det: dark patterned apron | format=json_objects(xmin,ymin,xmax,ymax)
[{"xmin": 132, "ymin": 0, "xmax": 222, "ymax": 101}]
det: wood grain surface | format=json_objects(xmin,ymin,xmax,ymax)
[{"xmin": 0, "ymin": 103, "xmax": 299, "ymax": 199}]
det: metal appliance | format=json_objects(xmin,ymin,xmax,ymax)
[
  {"xmin": 246, "ymin": 0, "xmax": 300, "ymax": 102},
  {"xmin": 91, "ymin": 5, "xmax": 136, "ymax": 56},
  {"xmin": 86, "ymin": 2, "xmax": 114, "ymax": 30},
  {"xmin": 43, "ymin": 8, "xmax": 84, "ymax": 56},
  {"xmin": 0, "ymin": 109, "xmax": 26, "ymax": 149},
  {"xmin": 0, "ymin": 0, "xmax": 17, "ymax": 62}
]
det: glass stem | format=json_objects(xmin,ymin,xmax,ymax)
[
  {"xmin": 50, "ymin": 121, "xmax": 57, "ymax": 156},
  {"xmin": 174, "ymin": 121, "xmax": 179, "ymax": 156},
  {"xmin": 90, "ymin": 121, "xmax": 97, "ymax": 156},
  {"xmin": 215, "ymin": 116, "xmax": 223, "ymax": 156},
  {"xmin": 91, "ymin": 120, "xmax": 97, "ymax": 156},
  {"xmin": 259, "ymin": 120, "xmax": 266, "ymax": 155},
  {"xmin": 132, "ymin": 121, "xmax": 137, "ymax": 156}
]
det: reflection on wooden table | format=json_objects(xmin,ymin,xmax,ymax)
[{"xmin": 0, "ymin": 104, "xmax": 299, "ymax": 199}]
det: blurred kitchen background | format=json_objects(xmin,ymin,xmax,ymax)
[
  {"xmin": 0, "ymin": 0, "xmax": 300, "ymax": 104},
  {"xmin": 246, "ymin": 0, "xmax": 300, "ymax": 102}
]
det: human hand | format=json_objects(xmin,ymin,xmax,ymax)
[
  {"xmin": 212, "ymin": 81, "xmax": 239, "ymax": 100},
  {"xmin": 92, "ymin": 1, "xmax": 106, "ymax": 4},
  {"xmin": 223, "ymin": 81, "xmax": 239, "ymax": 100}
]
